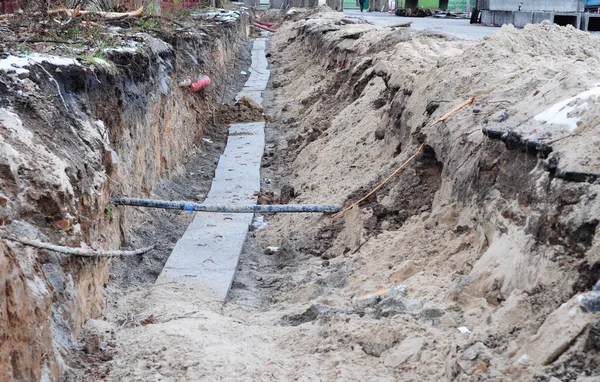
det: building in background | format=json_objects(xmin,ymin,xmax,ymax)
[
  {"xmin": 477, "ymin": 0, "xmax": 600, "ymax": 30},
  {"xmin": 359, "ymin": 0, "xmax": 474, "ymax": 12}
]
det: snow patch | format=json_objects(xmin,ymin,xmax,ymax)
[
  {"xmin": 0, "ymin": 53, "xmax": 79, "ymax": 75},
  {"xmin": 191, "ymin": 10, "xmax": 241, "ymax": 22},
  {"xmin": 103, "ymin": 41, "xmax": 140, "ymax": 54},
  {"xmin": 534, "ymin": 84, "xmax": 600, "ymax": 132}
]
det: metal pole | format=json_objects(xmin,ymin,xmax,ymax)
[{"xmin": 110, "ymin": 197, "xmax": 341, "ymax": 213}]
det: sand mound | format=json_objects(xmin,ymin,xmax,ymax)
[{"xmin": 256, "ymin": 13, "xmax": 600, "ymax": 380}]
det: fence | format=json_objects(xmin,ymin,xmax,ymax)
[
  {"xmin": 161, "ymin": 0, "xmax": 205, "ymax": 9},
  {"xmin": 0, "ymin": 0, "xmax": 209, "ymax": 13}
]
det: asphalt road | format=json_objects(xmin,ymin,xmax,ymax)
[{"xmin": 343, "ymin": 9, "xmax": 500, "ymax": 40}]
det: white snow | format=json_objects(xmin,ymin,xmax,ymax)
[
  {"xmin": 0, "ymin": 53, "xmax": 79, "ymax": 75},
  {"xmin": 103, "ymin": 46, "xmax": 138, "ymax": 54},
  {"xmin": 191, "ymin": 10, "xmax": 240, "ymax": 22},
  {"xmin": 534, "ymin": 84, "xmax": 600, "ymax": 132}
]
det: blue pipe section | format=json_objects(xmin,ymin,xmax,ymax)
[{"xmin": 110, "ymin": 197, "xmax": 341, "ymax": 213}]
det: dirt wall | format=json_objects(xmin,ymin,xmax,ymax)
[
  {"xmin": 0, "ymin": 13, "xmax": 251, "ymax": 381},
  {"xmin": 258, "ymin": 12, "xmax": 600, "ymax": 379}
]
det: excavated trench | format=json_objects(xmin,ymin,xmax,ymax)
[
  {"xmin": 0, "ymin": 10, "xmax": 259, "ymax": 380},
  {"xmin": 2, "ymin": 7, "xmax": 600, "ymax": 382}
]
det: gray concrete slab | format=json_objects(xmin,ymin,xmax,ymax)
[
  {"xmin": 513, "ymin": 11, "xmax": 533, "ymax": 28},
  {"xmin": 155, "ymin": 39, "xmax": 269, "ymax": 304},
  {"xmin": 553, "ymin": 13, "xmax": 581, "ymax": 28},
  {"xmin": 588, "ymin": 14, "xmax": 600, "ymax": 31},
  {"xmin": 581, "ymin": 14, "xmax": 600, "ymax": 31},
  {"xmin": 493, "ymin": 10, "xmax": 514, "ymax": 26},
  {"xmin": 532, "ymin": 11, "xmax": 553, "ymax": 24},
  {"xmin": 481, "ymin": 10, "xmax": 494, "ymax": 25},
  {"xmin": 488, "ymin": 0, "xmax": 582, "ymax": 12}
]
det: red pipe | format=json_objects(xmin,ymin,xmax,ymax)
[
  {"xmin": 255, "ymin": 20, "xmax": 274, "ymax": 27},
  {"xmin": 255, "ymin": 23, "xmax": 277, "ymax": 33},
  {"xmin": 190, "ymin": 75, "xmax": 211, "ymax": 92}
]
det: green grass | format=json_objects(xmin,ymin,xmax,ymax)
[
  {"xmin": 84, "ymin": 41, "xmax": 110, "ymax": 64},
  {"xmin": 137, "ymin": 18, "xmax": 161, "ymax": 29}
]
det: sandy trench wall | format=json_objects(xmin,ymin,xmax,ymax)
[
  {"xmin": 262, "ymin": 12, "xmax": 600, "ymax": 378},
  {"xmin": 0, "ymin": 15, "xmax": 251, "ymax": 381},
  {"xmin": 273, "ymin": 13, "xmax": 600, "ymax": 289}
]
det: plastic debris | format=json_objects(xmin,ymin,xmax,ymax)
[
  {"xmin": 264, "ymin": 246, "xmax": 279, "ymax": 255},
  {"xmin": 578, "ymin": 280, "xmax": 600, "ymax": 313},
  {"xmin": 252, "ymin": 216, "xmax": 268, "ymax": 231},
  {"xmin": 255, "ymin": 20, "xmax": 274, "ymax": 27},
  {"xmin": 254, "ymin": 23, "xmax": 277, "ymax": 33},
  {"xmin": 352, "ymin": 285, "xmax": 405, "ymax": 306},
  {"xmin": 190, "ymin": 75, "xmax": 211, "ymax": 92}
]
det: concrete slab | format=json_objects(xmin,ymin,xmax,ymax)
[
  {"xmin": 532, "ymin": 11, "xmax": 553, "ymax": 24},
  {"xmin": 493, "ymin": 10, "xmax": 514, "ymax": 26},
  {"xmin": 553, "ymin": 13, "xmax": 580, "ymax": 28},
  {"xmin": 155, "ymin": 39, "xmax": 269, "ymax": 304},
  {"xmin": 243, "ymin": 42, "xmax": 270, "ymax": 92},
  {"xmin": 481, "ymin": 10, "xmax": 494, "ymax": 25},
  {"xmin": 253, "ymin": 38, "xmax": 267, "ymax": 51},
  {"xmin": 488, "ymin": 0, "xmax": 582, "ymax": 12},
  {"xmin": 513, "ymin": 11, "xmax": 533, "ymax": 28},
  {"xmin": 582, "ymin": 14, "xmax": 600, "ymax": 31}
]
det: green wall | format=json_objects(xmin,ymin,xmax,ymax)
[
  {"xmin": 446, "ymin": 0, "xmax": 475, "ymax": 11},
  {"xmin": 345, "ymin": 0, "xmax": 475, "ymax": 10},
  {"xmin": 397, "ymin": 0, "xmax": 442, "ymax": 8},
  {"xmin": 418, "ymin": 0, "xmax": 439, "ymax": 7}
]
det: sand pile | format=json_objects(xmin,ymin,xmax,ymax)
[{"xmin": 257, "ymin": 12, "xmax": 600, "ymax": 380}]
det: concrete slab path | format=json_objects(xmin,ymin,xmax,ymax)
[{"xmin": 155, "ymin": 38, "xmax": 269, "ymax": 303}]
